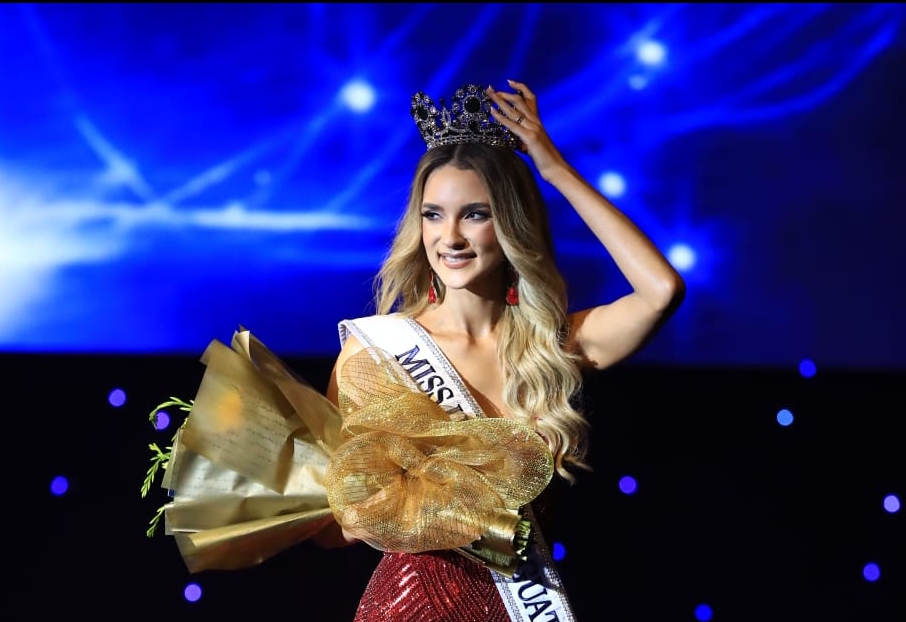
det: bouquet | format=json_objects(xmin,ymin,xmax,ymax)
[{"xmin": 141, "ymin": 328, "xmax": 554, "ymax": 577}]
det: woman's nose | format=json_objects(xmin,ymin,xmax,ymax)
[{"xmin": 441, "ymin": 221, "xmax": 465, "ymax": 247}]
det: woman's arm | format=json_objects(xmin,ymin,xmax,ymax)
[{"xmin": 489, "ymin": 81, "xmax": 685, "ymax": 370}]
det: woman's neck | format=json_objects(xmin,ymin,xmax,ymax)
[{"xmin": 416, "ymin": 293, "xmax": 504, "ymax": 341}]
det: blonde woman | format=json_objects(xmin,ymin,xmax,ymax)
[{"xmin": 317, "ymin": 80, "xmax": 685, "ymax": 622}]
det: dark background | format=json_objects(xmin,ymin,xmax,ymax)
[{"xmin": 6, "ymin": 352, "xmax": 903, "ymax": 621}]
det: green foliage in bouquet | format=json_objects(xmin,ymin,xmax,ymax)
[{"xmin": 140, "ymin": 397, "xmax": 193, "ymax": 538}]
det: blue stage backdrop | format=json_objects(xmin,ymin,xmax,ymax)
[{"xmin": 1, "ymin": 3, "xmax": 904, "ymax": 369}]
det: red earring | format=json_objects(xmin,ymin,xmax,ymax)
[
  {"xmin": 428, "ymin": 269, "xmax": 438, "ymax": 303},
  {"xmin": 506, "ymin": 266, "xmax": 519, "ymax": 306}
]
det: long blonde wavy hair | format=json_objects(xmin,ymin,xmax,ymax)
[{"xmin": 374, "ymin": 143, "xmax": 591, "ymax": 482}]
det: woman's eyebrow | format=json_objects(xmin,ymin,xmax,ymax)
[{"xmin": 421, "ymin": 201, "xmax": 491, "ymax": 211}]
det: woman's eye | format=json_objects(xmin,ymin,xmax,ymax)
[
  {"xmin": 421, "ymin": 211, "xmax": 439, "ymax": 220},
  {"xmin": 466, "ymin": 211, "xmax": 490, "ymax": 220}
]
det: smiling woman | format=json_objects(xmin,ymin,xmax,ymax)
[
  {"xmin": 296, "ymin": 80, "xmax": 685, "ymax": 621},
  {"xmin": 420, "ymin": 166, "xmax": 507, "ymax": 301}
]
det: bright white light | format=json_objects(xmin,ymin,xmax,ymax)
[
  {"xmin": 340, "ymin": 80, "xmax": 376, "ymax": 112},
  {"xmin": 668, "ymin": 243, "xmax": 696, "ymax": 271},
  {"xmin": 598, "ymin": 171, "xmax": 626, "ymax": 198},
  {"xmin": 637, "ymin": 41, "xmax": 667, "ymax": 66}
]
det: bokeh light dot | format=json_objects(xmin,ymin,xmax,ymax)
[
  {"xmin": 340, "ymin": 80, "xmax": 376, "ymax": 112},
  {"xmin": 628, "ymin": 74, "xmax": 648, "ymax": 90},
  {"xmin": 695, "ymin": 603, "xmax": 714, "ymax": 621},
  {"xmin": 883, "ymin": 494, "xmax": 900, "ymax": 513},
  {"xmin": 551, "ymin": 541, "xmax": 566, "ymax": 562},
  {"xmin": 863, "ymin": 562, "xmax": 880, "ymax": 582},
  {"xmin": 155, "ymin": 411, "xmax": 171, "ymax": 430},
  {"xmin": 619, "ymin": 475, "xmax": 637, "ymax": 495},
  {"xmin": 50, "ymin": 475, "xmax": 69, "ymax": 496},
  {"xmin": 184, "ymin": 582, "xmax": 203, "ymax": 602},
  {"xmin": 598, "ymin": 171, "xmax": 626, "ymax": 198},
  {"xmin": 776, "ymin": 408, "xmax": 794, "ymax": 426},
  {"xmin": 667, "ymin": 243, "xmax": 696, "ymax": 272},
  {"xmin": 799, "ymin": 358, "xmax": 817, "ymax": 378},
  {"xmin": 108, "ymin": 388, "xmax": 127, "ymax": 407},
  {"xmin": 637, "ymin": 40, "xmax": 667, "ymax": 65}
]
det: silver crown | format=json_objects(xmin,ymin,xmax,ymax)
[{"xmin": 411, "ymin": 84, "xmax": 522, "ymax": 151}]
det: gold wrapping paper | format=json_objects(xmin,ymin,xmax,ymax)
[{"xmin": 159, "ymin": 329, "xmax": 554, "ymax": 575}]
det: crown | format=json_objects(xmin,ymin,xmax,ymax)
[{"xmin": 411, "ymin": 84, "xmax": 523, "ymax": 151}]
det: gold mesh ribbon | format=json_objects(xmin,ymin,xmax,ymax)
[
  {"xmin": 158, "ymin": 330, "xmax": 553, "ymax": 576},
  {"xmin": 327, "ymin": 347, "xmax": 554, "ymax": 557}
]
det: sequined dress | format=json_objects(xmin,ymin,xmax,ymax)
[{"xmin": 354, "ymin": 550, "xmax": 510, "ymax": 621}]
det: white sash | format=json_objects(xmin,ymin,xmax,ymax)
[{"xmin": 339, "ymin": 314, "xmax": 579, "ymax": 622}]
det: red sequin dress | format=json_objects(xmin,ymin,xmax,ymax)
[{"xmin": 354, "ymin": 550, "xmax": 510, "ymax": 622}]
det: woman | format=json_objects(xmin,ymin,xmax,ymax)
[{"xmin": 315, "ymin": 80, "xmax": 685, "ymax": 621}]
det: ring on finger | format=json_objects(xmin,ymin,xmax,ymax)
[{"xmin": 515, "ymin": 115, "xmax": 525, "ymax": 124}]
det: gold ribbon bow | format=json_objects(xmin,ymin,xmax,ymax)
[{"xmin": 328, "ymin": 347, "xmax": 554, "ymax": 560}]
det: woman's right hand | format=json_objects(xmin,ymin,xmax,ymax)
[{"xmin": 487, "ymin": 80, "xmax": 570, "ymax": 182}]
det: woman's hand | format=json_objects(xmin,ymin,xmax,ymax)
[{"xmin": 487, "ymin": 80, "xmax": 569, "ymax": 181}]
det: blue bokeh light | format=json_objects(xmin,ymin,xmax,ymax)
[
  {"xmin": 883, "ymin": 494, "xmax": 900, "ymax": 513},
  {"xmin": 862, "ymin": 562, "xmax": 881, "ymax": 582},
  {"xmin": 667, "ymin": 243, "xmax": 697, "ymax": 272},
  {"xmin": 619, "ymin": 475, "xmax": 638, "ymax": 495},
  {"xmin": 598, "ymin": 171, "xmax": 626, "ymax": 198},
  {"xmin": 552, "ymin": 541, "xmax": 566, "ymax": 562},
  {"xmin": 108, "ymin": 388, "xmax": 126, "ymax": 407},
  {"xmin": 154, "ymin": 410, "xmax": 171, "ymax": 430},
  {"xmin": 184, "ymin": 582, "xmax": 203, "ymax": 602},
  {"xmin": 340, "ymin": 79, "xmax": 377, "ymax": 113},
  {"xmin": 637, "ymin": 40, "xmax": 667, "ymax": 66},
  {"xmin": 776, "ymin": 408, "xmax": 794, "ymax": 426},
  {"xmin": 694, "ymin": 603, "xmax": 714, "ymax": 621},
  {"xmin": 799, "ymin": 359, "xmax": 817, "ymax": 378},
  {"xmin": 49, "ymin": 475, "xmax": 69, "ymax": 496}
]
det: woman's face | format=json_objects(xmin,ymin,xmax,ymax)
[{"xmin": 420, "ymin": 165, "xmax": 506, "ymax": 298}]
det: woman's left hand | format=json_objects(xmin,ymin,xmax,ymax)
[{"xmin": 487, "ymin": 80, "xmax": 568, "ymax": 181}]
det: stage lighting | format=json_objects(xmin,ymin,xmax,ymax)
[
  {"xmin": 667, "ymin": 243, "xmax": 696, "ymax": 272},
  {"xmin": 340, "ymin": 80, "xmax": 377, "ymax": 112},
  {"xmin": 637, "ymin": 40, "xmax": 666, "ymax": 66},
  {"xmin": 598, "ymin": 171, "xmax": 626, "ymax": 199}
]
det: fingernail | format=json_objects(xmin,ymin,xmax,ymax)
[{"xmin": 507, "ymin": 78, "xmax": 516, "ymax": 84}]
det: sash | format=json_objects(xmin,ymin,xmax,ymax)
[{"xmin": 339, "ymin": 314, "xmax": 579, "ymax": 622}]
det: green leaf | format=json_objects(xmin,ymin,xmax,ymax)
[{"xmin": 141, "ymin": 396, "xmax": 194, "ymax": 536}]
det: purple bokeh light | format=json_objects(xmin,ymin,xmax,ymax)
[
  {"xmin": 184, "ymin": 582, "xmax": 203, "ymax": 602},
  {"xmin": 883, "ymin": 494, "xmax": 900, "ymax": 513},
  {"xmin": 619, "ymin": 475, "xmax": 638, "ymax": 495},
  {"xmin": 776, "ymin": 408, "xmax": 794, "ymax": 426},
  {"xmin": 49, "ymin": 475, "xmax": 69, "ymax": 496},
  {"xmin": 108, "ymin": 388, "xmax": 126, "ymax": 407},
  {"xmin": 695, "ymin": 603, "xmax": 714, "ymax": 621},
  {"xmin": 154, "ymin": 411, "xmax": 171, "ymax": 430},
  {"xmin": 862, "ymin": 562, "xmax": 881, "ymax": 582}
]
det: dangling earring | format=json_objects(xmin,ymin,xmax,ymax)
[
  {"xmin": 428, "ymin": 269, "xmax": 438, "ymax": 304},
  {"xmin": 506, "ymin": 265, "xmax": 519, "ymax": 306}
]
